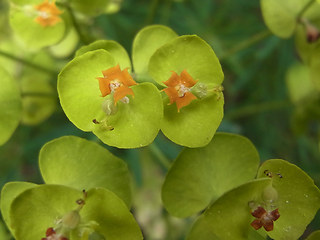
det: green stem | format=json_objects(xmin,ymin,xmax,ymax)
[
  {"xmin": 225, "ymin": 100, "xmax": 291, "ymax": 120},
  {"xmin": 149, "ymin": 143, "xmax": 171, "ymax": 169},
  {"xmin": 219, "ymin": 30, "xmax": 272, "ymax": 60},
  {"xmin": 145, "ymin": 0, "xmax": 160, "ymax": 24},
  {"xmin": 64, "ymin": 4, "xmax": 90, "ymax": 45},
  {"xmin": 0, "ymin": 50, "xmax": 57, "ymax": 75},
  {"xmin": 296, "ymin": 0, "xmax": 316, "ymax": 20}
]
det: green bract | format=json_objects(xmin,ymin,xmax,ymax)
[
  {"xmin": 260, "ymin": 0, "xmax": 320, "ymax": 38},
  {"xmin": 0, "ymin": 181, "xmax": 37, "ymax": 232},
  {"xmin": 9, "ymin": 0, "xmax": 66, "ymax": 49},
  {"xmin": 186, "ymin": 179, "xmax": 272, "ymax": 240},
  {"xmin": 69, "ymin": 0, "xmax": 111, "ymax": 16},
  {"xmin": 39, "ymin": 135, "xmax": 132, "ymax": 207},
  {"xmin": 75, "ymin": 39, "xmax": 132, "ymax": 71},
  {"xmin": 294, "ymin": 23, "xmax": 320, "ymax": 64},
  {"xmin": 162, "ymin": 132, "xmax": 260, "ymax": 218},
  {"xmin": 132, "ymin": 25, "xmax": 178, "ymax": 81},
  {"xmin": 310, "ymin": 46, "xmax": 320, "ymax": 91},
  {"xmin": 257, "ymin": 159, "xmax": 320, "ymax": 240},
  {"xmin": 0, "ymin": 67, "xmax": 22, "ymax": 146},
  {"xmin": 58, "ymin": 49, "xmax": 163, "ymax": 148},
  {"xmin": 8, "ymin": 185, "xmax": 142, "ymax": 240},
  {"xmin": 306, "ymin": 231, "xmax": 320, "ymax": 240},
  {"xmin": 285, "ymin": 63, "xmax": 316, "ymax": 104},
  {"xmin": 49, "ymin": 28, "xmax": 79, "ymax": 58},
  {"xmin": 149, "ymin": 35, "xmax": 224, "ymax": 147}
]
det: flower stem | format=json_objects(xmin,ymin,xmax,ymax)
[
  {"xmin": 0, "ymin": 50, "xmax": 57, "ymax": 75},
  {"xmin": 145, "ymin": 0, "xmax": 160, "ymax": 24},
  {"xmin": 64, "ymin": 4, "xmax": 91, "ymax": 45},
  {"xmin": 225, "ymin": 100, "xmax": 291, "ymax": 120},
  {"xmin": 149, "ymin": 143, "xmax": 171, "ymax": 169},
  {"xmin": 219, "ymin": 30, "xmax": 272, "ymax": 60},
  {"xmin": 296, "ymin": 0, "xmax": 316, "ymax": 20}
]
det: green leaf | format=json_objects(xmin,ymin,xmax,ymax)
[
  {"xmin": 149, "ymin": 35, "xmax": 223, "ymax": 87},
  {"xmin": 9, "ymin": 1, "xmax": 65, "ymax": 49},
  {"xmin": 58, "ymin": 49, "xmax": 117, "ymax": 131},
  {"xmin": 69, "ymin": 0, "xmax": 111, "ymax": 16},
  {"xmin": 39, "ymin": 135, "xmax": 132, "ymax": 207},
  {"xmin": 294, "ymin": 24, "xmax": 320, "ymax": 64},
  {"xmin": 162, "ymin": 94, "xmax": 224, "ymax": 147},
  {"xmin": 20, "ymin": 75, "xmax": 56, "ymax": 125},
  {"xmin": 0, "ymin": 182, "xmax": 37, "ymax": 233},
  {"xmin": 10, "ymin": 185, "xmax": 142, "ymax": 240},
  {"xmin": 187, "ymin": 179, "xmax": 272, "ymax": 240},
  {"xmin": 148, "ymin": 35, "xmax": 224, "ymax": 147},
  {"xmin": 75, "ymin": 40, "xmax": 131, "ymax": 71},
  {"xmin": 162, "ymin": 132, "xmax": 260, "ymax": 218},
  {"xmin": 92, "ymin": 83, "xmax": 163, "ymax": 148},
  {"xmin": 260, "ymin": 0, "xmax": 320, "ymax": 38},
  {"xmin": 49, "ymin": 28, "xmax": 79, "ymax": 58},
  {"xmin": 306, "ymin": 230, "xmax": 320, "ymax": 240},
  {"xmin": 0, "ymin": 67, "xmax": 22, "ymax": 146},
  {"xmin": 257, "ymin": 159, "xmax": 320, "ymax": 240},
  {"xmin": 310, "ymin": 46, "xmax": 320, "ymax": 91},
  {"xmin": 285, "ymin": 62, "xmax": 316, "ymax": 104},
  {"xmin": 80, "ymin": 188, "xmax": 143, "ymax": 240},
  {"xmin": 58, "ymin": 50, "xmax": 163, "ymax": 148},
  {"xmin": 9, "ymin": 184, "xmax": 85, "ymax": 240},
  {"xmin": 132, "ymin": 25, "xmax": 177, "ymax": 80}
]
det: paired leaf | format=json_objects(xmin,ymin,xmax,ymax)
[
  {"xmin": 285, "ymin": 62, "xmax": 316, "ymax": 104},
  {"xmin": 162, "ymin": 132, "xmax": 260, "ymax": 218},
  {"xmin": 261, "ymin": 0, "xmax": 320, "ymax": 38},
  {"xmin": 69, "ymin": 0, "xmax": 111, "ymax": 16},
  {"xmin": 49, "ymin": 28, "xmax": 79, "ymax": 58},
  {"xmin": 310, "ymin": 46, "xmax": 320, "ymax": 91},
  {"xmin": 9, "ymin": 0, "xmax": 65, "ymax": 49},
  {"xmin": 306, "ymin": 230, "xmax": 320, "ymax": 240},
  {"xmin": 149, "ymin": 35, "xmax": 224, "ymax": 147},
  {"xmin": 0, "ymin": 182, "xmax": 37, "ymax": 232},
  {"xmin": 75, "ymin": 40, "xmax": 131, "ymax": 71},
  {"xmin": 132, "ymin": 25, "xmax": 178, "ymax": 80},
  {"xmin": 39, "ymin": 135, "xmax": 132, "ymax": 207},
  {"xmin": 187, "ymin": 179, "xmax": 272, "ymax": 240},
  {"xmin": 93, "ymin": 83, "xmax": 163, "ymax": 148},
  {"xmin": 9, "ymin": 185, "xmax": 142, "ymax": 240},
  {"xmin": 257, "ymin": 159, "xmax": 320, "ymax": 240},
  {"xmin": 58, "ymin": 50, "xmax": 163, "ymax": 148},
  {"xmin": 0, "ymin": 67, "xmax": 22, "ymax": 145}
]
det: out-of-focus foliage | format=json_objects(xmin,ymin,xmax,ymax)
[{"xmin": 1, "ymin": 0, "xmax": 320, "ymax": 239}]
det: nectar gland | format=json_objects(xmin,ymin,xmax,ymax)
[
  {"xmin": 162, "ymin": 69, "xmax": 197, "ymax": 112},
  {"xmin": 97, "ymin": 64, "xmax": 137, "ymax": 105}
]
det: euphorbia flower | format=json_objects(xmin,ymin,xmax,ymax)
[
  {"xmin": 97, "ymin": 64, "xmax": 137, "ymax": 104},
  {"xmin": 34, "ymin": 0, "xmax": 62, "ymax": 27},
  {"xmin": 250, "ymin": 206, "xmax": 280, "ymax": 231},
  {"xmin": 41, "ymin": 227, "xmax": 68, "ymax": 240},
  {"xmin": 162, "ymin": 70, "xmax": 197, "ymax": 112}
]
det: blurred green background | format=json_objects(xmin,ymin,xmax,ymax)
[{"xmin": 1, "ymin": 0, "xmax": 320, "ymax": 239}]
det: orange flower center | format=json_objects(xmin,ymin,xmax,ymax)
[
  {"xmin": 162, "ymin": 70, "xmax": 197, "ymax": 112},
  {"xmin": 34, "ymin": 0, "xmax": 62, "ymax": 27},
  {"xmin": 97, "ymin": 65, "xmax": 137, "ymax": 105}
]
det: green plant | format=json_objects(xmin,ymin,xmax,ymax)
[{"xmin": 1, "ymin": 0, "xmax": 320, "ymax": 239}]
